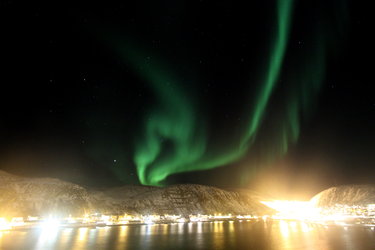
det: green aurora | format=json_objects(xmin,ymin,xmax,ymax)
[
  {"xmin": 133, "ymin": 0, "xmax": 294, "ymax": 185},
  {"xmin": 110, "ymin": 0, "xmax": 345, "ymax": 186}
]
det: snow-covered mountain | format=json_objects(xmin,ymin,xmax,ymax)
[
  {"xmin": 107, "ymin": 184, "xmax": 271, "ymax": 215},
  {"xmin": 310, "ymin": 185, "xmax": 375, "ymax": 207},
  {"xmin": 0, "ymin": 170, "xmax": 271, "ymax": 216},
  {"xmin": 0, "ymin": 170, "xmax": 91, "ymax": 216}
]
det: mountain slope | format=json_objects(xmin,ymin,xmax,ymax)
[
  {"xmin": 310, "ymin": 185, "xmax": 375, "ymax": 207},
  {"xmin": 0, "ymin": 170, "xmax": 90, "ymax": 216},
  {"xmin": 0, "ymin": 170, "xmax": 272, "ymax": 216}
]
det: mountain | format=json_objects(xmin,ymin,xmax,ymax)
[
  {"xmin": 108, "ymin": 184, "xmax": 272, "ymax": 215},
  {"xmin": 0, "ymin": 170, "xmax": 272, "ymax": 217},
  {"xmin": 0, "ymin": 170, "xmax": 91, "ymax": 217},
  {"xmin": 310, "ymin": 185, "xmax": 375, "ymax": 207}
]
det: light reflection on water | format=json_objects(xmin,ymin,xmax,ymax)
[{"xmin": 0, "ymin": 220, "xmax": 375, "ymax": 250}]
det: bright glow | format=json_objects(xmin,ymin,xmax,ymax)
[
  {"xmin": 41, "ymin": 218, "xmax": 61, "ymax": 230},
  {"xmin": 212, "ymin": 214, "xmax": 232, "ymax": 219},
  {"xmin": 189, "ymin": 217, "xmax": 200, "ymax": 222},
  {"xmin": 176, "ymin": 218, "xmax": 187, "ymax": 223},
  {"xmin": 261, "ymin": 200, "xmax": 375, "ymax": 227},
  {"xmin": 67, "ymin": 218, "xmax": 77, "ymax": 224},
  {"xmin": 27, "ymin": 216, "xmax": 39, "ymax": 221},
  {"xmin": 0, "ymin": 218, "xmax": 11, "ymax": 231},
  {"xmin": 300, "ymin": 222, "xmax": 312, "ymax": 233},
  {"xmin": 236, "ymin": 215, "xmax": 253, "ymax": 219},
  {"xmin": 143, "ymin": 217, "xmax": 154, "ymax": 224},
  {"xmin": 279, "ymin": 220, "xmax": 290, "ymax": 237},
  {"xmin": 261, "ymin": 200, "xmax": 320, "ymax": 220},
  {"xmin": 36, "ymin": 218, "xmax": 61, "ymax": 248},
  {"xmin": 10, "ymin": 217, "xmax": 24, "ymax": 227},
  {"xmin": 93, "ymin": 215, "xmax": 113, "ymax": 225},
  {"xmin": 78, "ymin": 227, "xmax": 89, "ymax": 241}
]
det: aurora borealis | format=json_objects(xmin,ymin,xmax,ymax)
[
  {"xmin": 2, "ymin": 0, "xmax": 374, "ymax": 195},
  {"xmin": 130, "ymin": 0, "xmax": 294, "ymax": 185},
  {"xmin": 119, "ymin": 0, "xmax": 328, "ymax": 186}
]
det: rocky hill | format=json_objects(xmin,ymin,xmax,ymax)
[
  {"xmin": 0, "ymin": 170, "xmax": 91, "ymax": 216},
  {"xmin": 0, "ymin": 170, "xmax": 272, "ymax": 216},
  {"xmin": 310, "ymin": 185, "xmax": 375, "ymax": 207},
  {"xmin": 116, "ymin": 184, "xmax": 271, "ymax": 215}
]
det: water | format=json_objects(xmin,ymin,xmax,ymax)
[{"xmin": 0, "ymin": 220, "xmax": 374, "ymax": 250}]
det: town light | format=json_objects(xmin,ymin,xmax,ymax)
[
  {"xmin": 261, "ymin": 200, "xmax": 320, "ymax": 220},
  {"xmin": 41, "ymin": 218, "xmax": 61, "ymax": 230},
  {"xmin": 0, "ymin": 218, "xmax": 11, "ymax": 230}
]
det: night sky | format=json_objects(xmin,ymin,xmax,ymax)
[{"xmin": 1, "ymin": 0, "xmax": 374, "ymax": 199}]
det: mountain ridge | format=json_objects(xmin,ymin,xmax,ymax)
[
  {"xmin": 0, "ymin": 170, "xmax": 272, "ymax": 216},
  {"xmin": 310, "ymin": 184, "xmax": 375, "ymax": 207}
]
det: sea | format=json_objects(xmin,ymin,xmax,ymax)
[{"xmin": 0, "ymin": 220, "xmax": 374, "ymax": 249}]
